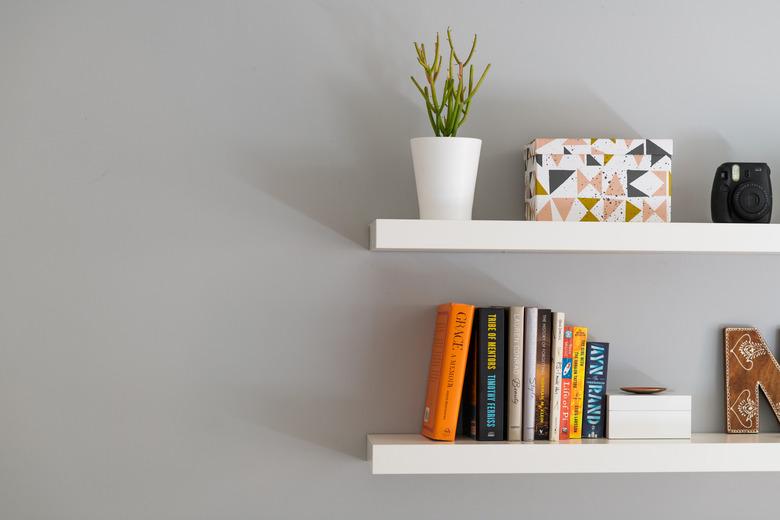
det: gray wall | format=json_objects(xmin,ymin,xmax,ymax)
[{"xmin": 3, "ymin": 1, "xmax": 780, "ymax": 518}]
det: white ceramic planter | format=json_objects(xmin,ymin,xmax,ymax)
[{"xmin": 410, "ymin": 137, "xmax": 482, "ymax": 220}]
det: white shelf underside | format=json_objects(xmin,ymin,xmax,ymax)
[
  {"xmin": 367, "ymin": 433, "xmax": 780, "ymax": 474},
  {"xmin": 370, "ymin": 219, "xmax": 780, "ymax": 253}
]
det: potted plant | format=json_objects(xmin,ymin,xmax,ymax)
[{"xmin": 410, "ymin": 28, "xmax": 491, "ymax": 220}]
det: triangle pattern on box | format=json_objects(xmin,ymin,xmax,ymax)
[
  {"xmin": 577, "ymin": 170, "xmax": 603, "ymax": 195},
  {"xmin": 537, "ymin": 201, "xmax": 553, "ymax": 220},
  {"xmin": 553, "ymin": 197, "xmax": 575, "ymax": 220},
  {"xmin": 579, "ymin": 197, "xmax": 599, "ymax": 211},
  {"xmin": 549, "ymin": 170, "xmax": 575, "ymax": 194},
  {"xmin": 625, "ymin": 201, "xmax": 641, "ymax": 221},
  {"xmin": 627, "ymin": 170, "xmax": 644, "ymax": 185},
  {"xmin": 629, "ymin": 170, "xmax": 662, "ymax": 197},
  {"xmin": 535, "ymin": 177, "xmax": 549, "ymax": 196},
  {"xmin": 603, "ymin": 198, "xmax": 623, "ymax": 220},
  {"xmin": 653, "ymin": 170, "xmax": 668, "ymax": 196},
  {"xmin": 525, "ymin": 138, "xmax": 672, "ymax": 222},
  {"xmin": 643, "ymin": 199, "xmax": 668, "ymax": 222},
  {"xmin": 606, "ymin": 173, "xmax": 626, "ymax": 197},
  {"xmin": 646, "ymin": 140, "xmax": 670, "ymax": 156}
]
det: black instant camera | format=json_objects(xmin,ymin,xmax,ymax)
[{"xmin": 711, "ymin": 163, "xmax": 772, "ymax": 223}]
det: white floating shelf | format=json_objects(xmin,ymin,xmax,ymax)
[
  {"xmin": 367, "ymin": 433, "xmax": 780, "ymax": 474},
  {"xmin": 370, "ymin": 219, "xmax": 780, "ymax": 253}
]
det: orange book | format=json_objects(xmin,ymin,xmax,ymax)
[
  {"xmin": 569, "ymin": 326, "xmax": 589, "ymax": 439},
  {"xmin": 559, "ymin": 325, "xmax": 574, "ymax": 440},
  {"xmin": 421, "ymin": 303, "xmax": 475, "ymax": 441}
]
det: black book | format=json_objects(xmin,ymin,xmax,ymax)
[
  {"xmin": 582, "ymin": 341, "xmax": 609, "ymax": 438},
  {"xmin": 461, "ymin": 322, "xmax": 477, "ymax": 437},
  {"xmin": 534, "ymin": 309, "xmax": 552, "ymax": 440},
  {"xmin": 469, "ymin": 307, "xmax": 507, "ymax": 441}
]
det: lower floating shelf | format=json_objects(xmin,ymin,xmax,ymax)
[{"xmin": 367, "ymin": 433, "xmax": 780, "ymax": 474}]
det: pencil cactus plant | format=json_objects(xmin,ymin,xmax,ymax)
[{"xmin": 411, "ymin": 28, "xmax": 491, "ymax": 137}]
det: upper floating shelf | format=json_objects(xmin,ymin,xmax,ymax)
[{"xmin": 369, "ymin": 219, "xmax": 780, "ymax": 253}]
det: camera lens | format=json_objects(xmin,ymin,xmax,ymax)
[{"xmin": 732, "ymin": 182, "xmax": 770, "ymax": 221}]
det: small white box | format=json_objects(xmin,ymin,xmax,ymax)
[{"xmin": 607, "ymin": 394, "xmax": 691, "ymax": 439}]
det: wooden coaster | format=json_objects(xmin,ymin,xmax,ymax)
[{"xmin": 620, "ymin": 386, "xmax": 667, "ymax": 394}]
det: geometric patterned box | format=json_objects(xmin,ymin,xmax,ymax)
[{"xmin": 524, "ymin": 138, "xmax": 672, "ymax": 222}]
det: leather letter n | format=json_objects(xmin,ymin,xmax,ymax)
[{"xmin": 725, "ymin": 327, "xmax": 780, "ymax": 433}]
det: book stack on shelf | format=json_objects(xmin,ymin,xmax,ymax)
[{"xmin": 421, "ymin": 303, "xmax": 609, "ymax": 442}]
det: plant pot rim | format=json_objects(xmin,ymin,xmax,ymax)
[{"xmin": 411, "ymin": 136, "xmax": 482, "ymax": 143}]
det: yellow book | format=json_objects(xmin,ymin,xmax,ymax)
[{"xmin": 569, "ymin": 326, "xmax": 588, "ymax": 439}]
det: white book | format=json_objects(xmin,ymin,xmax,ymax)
[
  {"xmin": 507, "ymin": 306, "xmax": 525, "ymax": 441},
  {"xmin": 549, "ymin": 312, "xmax": 565, "ymax": 441},
  {"xmin": 522, "ymin": 308, "xmax": 538, "ymax": 441}
]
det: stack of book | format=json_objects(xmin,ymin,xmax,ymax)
[{"xmin": 421, "ymin": 303, "xmax": 610, "ymax": 442}]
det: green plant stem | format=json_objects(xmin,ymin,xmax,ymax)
[{"xmin": 411, "ymin": 29, "xmax": 490, "ymax": 136}]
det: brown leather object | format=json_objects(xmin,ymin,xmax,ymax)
[{"xmin": 725, "ymin": 328, "xmax": 780, "ymax": 433}]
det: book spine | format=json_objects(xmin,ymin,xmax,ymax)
[
  {"xmin": 476, "ymin": 308, "xmax": 506, "ymax": 440},
  {"xmin": 522, "ymin": 308, "xmax": 538, "ymax": 441},
  {"xmin": 496, "ymin": 308, "xmax": 507, "ymax": 441},
  {"xmin": 534, "ymin": 309, "xmax": 552, "ymax": 440},
  {"xmin": 463, "ymin": 319, "xmax": 478, "ymax": 439},
  {"xmin": 582, "ymin": 341, "xmax": 610, "ymax": 438},
  {"xmin": 559, "ymin": 326, "xmax": 574, "ymax": 440},
  {"xmin": 507, "ymin": 307, "xmax": 525, "ymax": 441},
  {"xmin": 549, "ymin": 312, "xmax": 565, "ymax": 441},
  {"xmin": 569, "ymin": 326, "xmax": 589, "ymax": 439},
  {"xmin": 421, "ymin": 303, "xmax": 476, "ymax": 441}
]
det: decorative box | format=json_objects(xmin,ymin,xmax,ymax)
[
  {"xmin": 606, "ymin": 393, "xmax": 691, "ymax": 439},
  {"xmin": 524, "ymin": 138, "xmax": 673, "ymax": 222}
]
